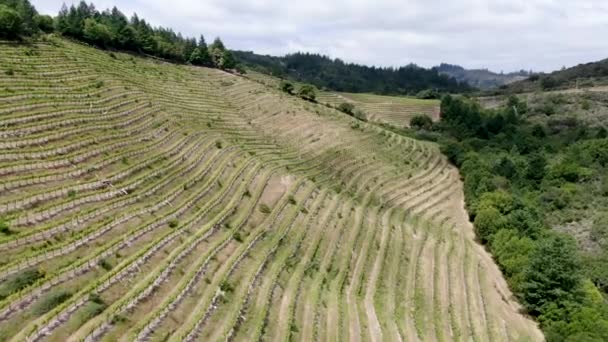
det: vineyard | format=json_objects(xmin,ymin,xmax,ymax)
[
  {"xmin": 316, "ymin": 92, "xmax": 440, "ymax": 127},
  {"xmin": 0, "ymin": 37, "xmax": 542, "ymax": 341}
]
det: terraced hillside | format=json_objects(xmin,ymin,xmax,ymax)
[
  {"xmin": 0, "ymin": 38, "xmax": 542, "ymax": 341},
  {"xmin": 315, "ymin": 92, "xmax": 440, "ymax": 128},
  {"xmin": 245, "ymin": 71, "xmax": 440, "ymax": 128}
]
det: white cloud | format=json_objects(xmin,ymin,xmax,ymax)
[{"xmin": 32, "ymin": 0, "xmax": 608, "ymax": 72}]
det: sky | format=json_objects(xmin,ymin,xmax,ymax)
[{"xmin": 32, "ymin": 0, "xmax": 608, "ymax": 73}]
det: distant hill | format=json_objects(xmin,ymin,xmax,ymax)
[
  {"xmin": 436, "ymin": 63, "xmax": 530, "ymax": 90},
  {"xmin": 493, "ymin": 58, "xmax": 608, "ymax": 94},
  {"xmin": 233, "ymin": 51, "xmax": 473, "ymax": 95}
]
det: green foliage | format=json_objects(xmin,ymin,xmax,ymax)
[
  {"xmin": 0, "ymin": 217, "xmax": 14, "ymax": 235},
  {"xmin": 416, "ymin": 89, "xmax": 441, "ymax": 99},
  {"xmin": 33, "ymin": 14, "xmax": 52, "ymax": 32},
  {"xmin": 233, "ymin": 50, "xmax": 472, "ymax": 96},
  {"xmin": 526, "ymin": 152, "xmax": 547, "ymax": 181},
  {"xmin": 337, "ymin": 102, "xmax": 355, "ymax": 115},
  {"xmin": 168, "ymin": 219, "xmax": 179, "ymax": 228},
  {"xmin": 259, "ymin": 203, "xmax": 271, "ymax": 214},
  {"xmin": 280, "ymin": 81, "xmax": 294, "ymax": 94},
  {"xmin": 98, "ymin": 258, "xmax": 113, "ymax": 271},
  {"xmin": 188, "ymin": 35, "xmax": 212, "ymax": 66},
  {"xmin": 47, "ymin": 2, "xmax": 237, "ymax": 66},
  {"xmin": 491, "ymin": 229, "xmax": 535, "ymax": 291},
  {"xmin": 83, "ymin": 17, "xmax": 113, "ymax": 46},
  {"xmin": 473, "ymin": 207, "xmax": 506, "ymax": 242},
  {"xmin": 434, "ymin": 93, "xmax": 608, "ymax": 339},
  {"xmin": 34, "ymin": 289, "xmax": 72, "ymax": 315},
  {"xmin": 410, "ymin": 114, "xmax": 433, "ymax": 130},
  {"xmin": 0, "ymin": 269, "xmax": 43, "ymax": 300},
  {"xmin": 0, "ymin": 0, "xmax": 38, "ymax": 38},
  {"xmin": 522, "ymin": 233, "xmax": 583, "ymax": 314},
  {"xmin": 0, "ymin": 4, "xmax": 22, "ymax": 38},
  {"xmin": 297, "ymin": 85, "xmax": 317, "ymax": 102}
]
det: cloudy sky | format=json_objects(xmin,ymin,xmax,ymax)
[{"xmin": 32, "ymin": 0, "xmax": 608, "ymax": 73}]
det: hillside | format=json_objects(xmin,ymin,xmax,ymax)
[
  {"xmin": 494, "ymin": 58, "xmax": 608, "ymax": 94},
  {"xmin": 233, "ymin": 50, "xmax": 472, "ymax": 95},
  {"xmin": 0, "ymin": 37, "xmax": 542, "ymax": 341},
  {"xmin": 245, "ymin": 71, "xmax": 440, "ymax": 128},
  {"xmin": 436, "ymin": 64, "xmax": 529, "ymax": 90}
]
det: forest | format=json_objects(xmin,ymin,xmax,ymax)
[
  {"xmin": 411, "ymin": 95, "xmax": 608, "ymax": 341},
  {"xmin": 0, "ymin": 0, "xmax": 238, "ymax": 69},
  {"xmin": 234, "ymin": 50, "xmax": 472, "ymax": 95}
]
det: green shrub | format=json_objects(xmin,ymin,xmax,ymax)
[
  {"xmin": 215, "ymin": 140, "xmax": 223, "ymax": 149},
  {"xmin": 0, "ymin": 217, "xmax": 11, "ymax": 235},
  {"xmin": 219, "ymin": 280, "xmax": 234, "ymax": 293},
  {"xmin": 0, "ymin": 5, "xmax": 22, "ymax": 38},
  {"xmin": 337, "ymin": 102, "xmax": 355, "ymax": 114},
  {"xmin": 288, "ymin": 195, "xmax": 296, "ymax": 205},
  {"xmin": 98, "ymin": 258, "xmax": 113, "ymax": 271},
  {"xmin": 34, "ymin": 289, "xmax": 72, "ymax": 315},
  {"xmin": 259, "ymin": 204, "xmax": 271, "ymax": 214},
  {"xmin": 280, "ymin": 81, "xmax": 294, "ymax": 94},
  {"xmin": 168, "ymin": 219, "xmax": 179, "ymax": 228},
  {"xmin": 298, "ymin": 85, "xmax": 316, "ymax": 102},
  {"xmin": 0, "ymin": 269, "xmax": 43, "ymax": 300},
  {"xmin": 233, "ymin": 232, "xmax": 243, "ymax": 243},
  {"xmin": 410, "ymin": 114, "xmax": 433, "ymax": 130},
  {"xmin": 473, "ymin": 207, "xmax": 507, "ymax": 243},
  {"xmin": 4, "ymin": 68, "xmax": 14, "ymax": 76}
]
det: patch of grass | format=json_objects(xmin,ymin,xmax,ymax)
[
  {"xmin": 220, "ymin": 280, "xmax": 234, "ymax": 293},
  {"xmin": 0, "ymin": 218, "xmax": 13, "ymax": 235},
  {"xmin": 4, "ymin": 68, "xmax": 14, "ymax": 76},
  {"xmin": 0, "ymin": 269, "xmax": 43, "ymax": 300},
  {"xmin": 67, "ymin": 190, "xmax": 77, "ymax": 198},
  {"xmin": 98, "ymin": 258, "xmax": 113, "ymax": 271},
  {"xmin": 94, "ymin": 80, "xmax": 104, "ymax": 88},
  {"xmin": 259, "ymin": 203, "xmax": 271, "ymax": 214},
  {"xmin": 34, "ymin": 289, "xmax": 72, "ymax": 315}
]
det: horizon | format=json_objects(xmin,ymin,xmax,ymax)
[{"xmin": 32, "ymin": 0, "xmax": 608, "ymax": 74}]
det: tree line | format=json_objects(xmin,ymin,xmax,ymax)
[
  {"xmin": 234, "ymin": 50, "xmax": 472, "ymax": 96},
  {"xmin": 407, "ymin": 95, "xmax": 608, "ymax": 341},
  {"xmin": 0, "ymin": 0, "xmax": 238, "ymax": 70}
]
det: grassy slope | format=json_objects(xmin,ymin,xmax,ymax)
[{"xmin": 0, "ymin": 37, "xmax": 541, "ymax": 341}]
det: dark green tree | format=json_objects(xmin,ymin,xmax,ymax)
[
  {"xmin": 527, "ymin": 152, "xmax": 547, "ymax": 181},
  {"xmin": 83, "ymin": 18, "xmax": 113, "ymax": 46},
  {"xmin": 0, "ymin": 4, "xmax": 22, "ymax": 38},
  {"xmin": 522, "ymin": 233, "xmax": 583, "ymax": 314},
  {"xmin": 410, "ymin": 114, "xmax": 433, "ymax": 130},
  {"xmin": 298, "ymin": 85, "xmax": 316, "ymax": 102},
  {"xmin": 337, "ymin": 102, "xmax": 355, "ymax": 115},
  {"xmin": 280, "ymin": 81, "xmax": 294, "ymax": 94},
  {"xmin": 33, "ymin": 14, "xmax": 53, "ymax": 33}
]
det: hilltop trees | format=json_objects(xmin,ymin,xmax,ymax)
[
  {"xmin": 0, "ymin": 0, "xmax": 39, "ymax": 38},
  {"xmin": 2, "ymin": 1, "xmax": 240, "ymax": 71},
  {"xmin": 234, "ymin": 50, "xmax": 473, "ymax": 96},
  {"xmin": 189, "ymin": 35, "xmax": 212, "ymax": 66},
  {"xmin": 209, "ymin": 37, "xmax": 237, "ymax": 69},
  {"xmin": 0, "ymin": 4, "xmax": 21, "ymax": 37}
]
